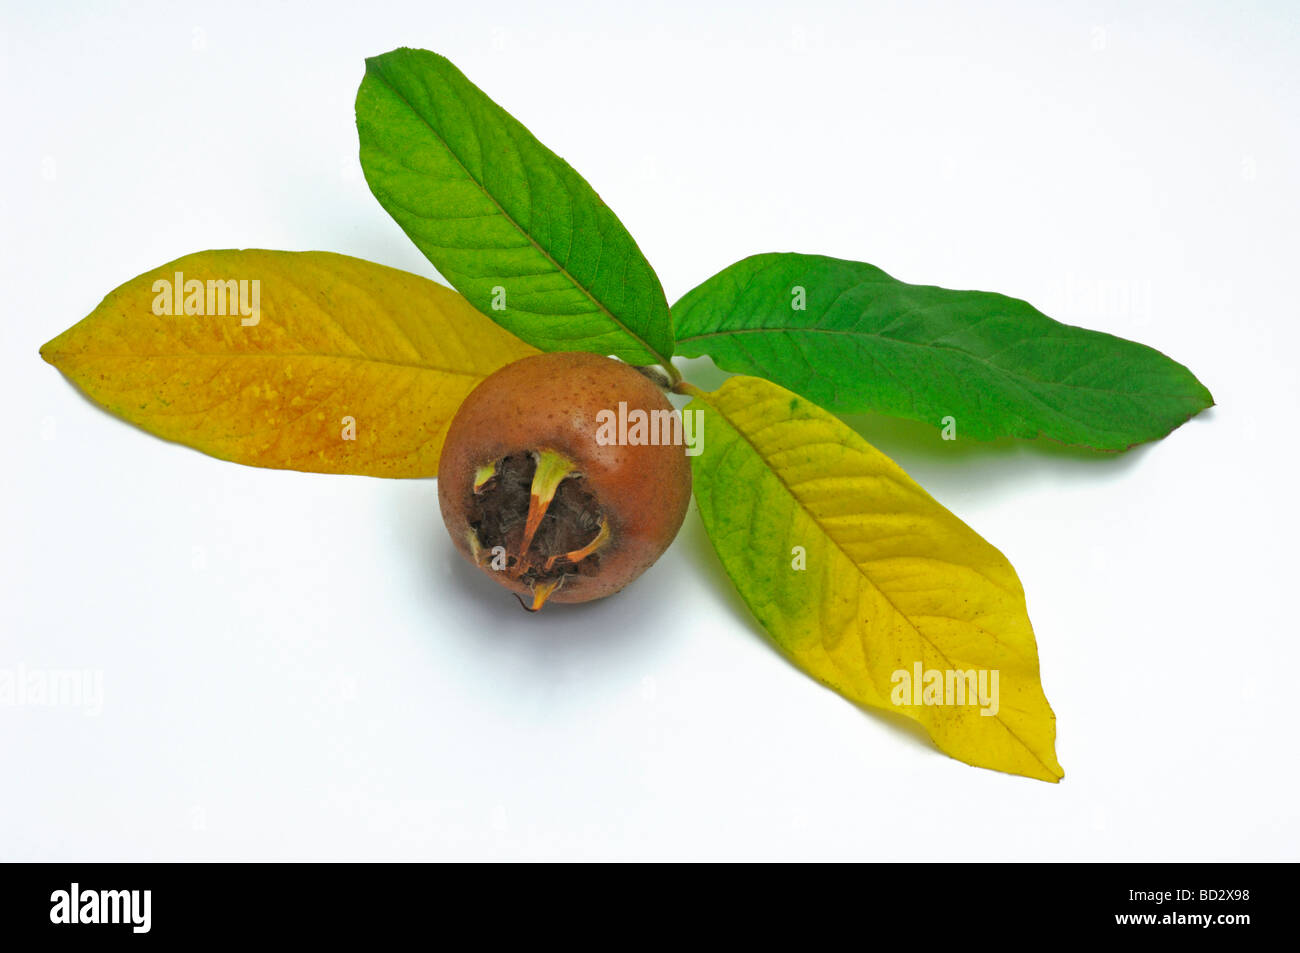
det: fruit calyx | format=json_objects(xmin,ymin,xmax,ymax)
[{"xmin": 465, "ymin": 448, "xmax": 610, "ymax": 610}]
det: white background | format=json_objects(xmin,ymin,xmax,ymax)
[{"xmin": 2, "ymin": 0, "xmax": 1297, "ymax": 861}]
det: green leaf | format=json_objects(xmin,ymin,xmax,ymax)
[
  {"xmin": 674, "ymin": 253, "xmax": 1213, "ymax": 450},
  {"xmin": 356, "ymin": 47, "xmax": 674, "ymax": 367},
  {"xmin": 688, "ymin": 375, "xmax": 1063, "ymax": 781}
]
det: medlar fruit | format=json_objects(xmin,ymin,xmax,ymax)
[{"xmin": 438, "ymin": 352, "xmax": 692, "ymax": 610}]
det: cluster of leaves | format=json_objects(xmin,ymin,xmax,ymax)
[{"xmin": 42, "ymin": 48, "xmax": 1213, "ymax": 782}]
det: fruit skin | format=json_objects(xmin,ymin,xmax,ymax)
[{"xmin": 438, "ymin": 352, "xmax": 692, "ymax": 605}]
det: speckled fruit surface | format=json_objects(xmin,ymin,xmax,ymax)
[{"xmin": 438, "ymin": 352, "xmax": 692, "ymax": 608}]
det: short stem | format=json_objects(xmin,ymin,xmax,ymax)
[
  {"xmin": 662, "ymin": 360, "xmax": 683, "ymax": 387},
  {"xmin": 673, "ymin": 380, "xmax": 707, "ymax": 400}
]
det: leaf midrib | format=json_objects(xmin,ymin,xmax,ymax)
[
  {"xmin": 679, "ymin": 325, "xmax": 1199, "ymax": 401},
  {"xmin": 43, "ymin": 348, "xmax": 488, "ymax": 380}
]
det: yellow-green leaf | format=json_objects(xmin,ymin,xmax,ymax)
[
  {"xmin": 688, "ymin": 375, "xmax": 1064, "ymax": 781},
  {"xmin": 40, "ymin": 250, "xmax": 537, "ymax": 477}
]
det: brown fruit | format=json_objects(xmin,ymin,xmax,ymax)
[{"xmin": 438, "ymin": 352, "xmax": 692, "ymax": 610}]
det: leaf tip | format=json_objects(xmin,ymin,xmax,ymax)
[{"xmin": 38, "ymin": 336, "xmax": 63, "ymax": 368}]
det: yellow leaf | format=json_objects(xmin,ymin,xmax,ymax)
[
  {"xmin": 688, "ymin": 376, "xmax": 1064, "ymax": 781},
  {"xmin": 40, "ymin": 250, "xmax": 537, "ymax": 477}
]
